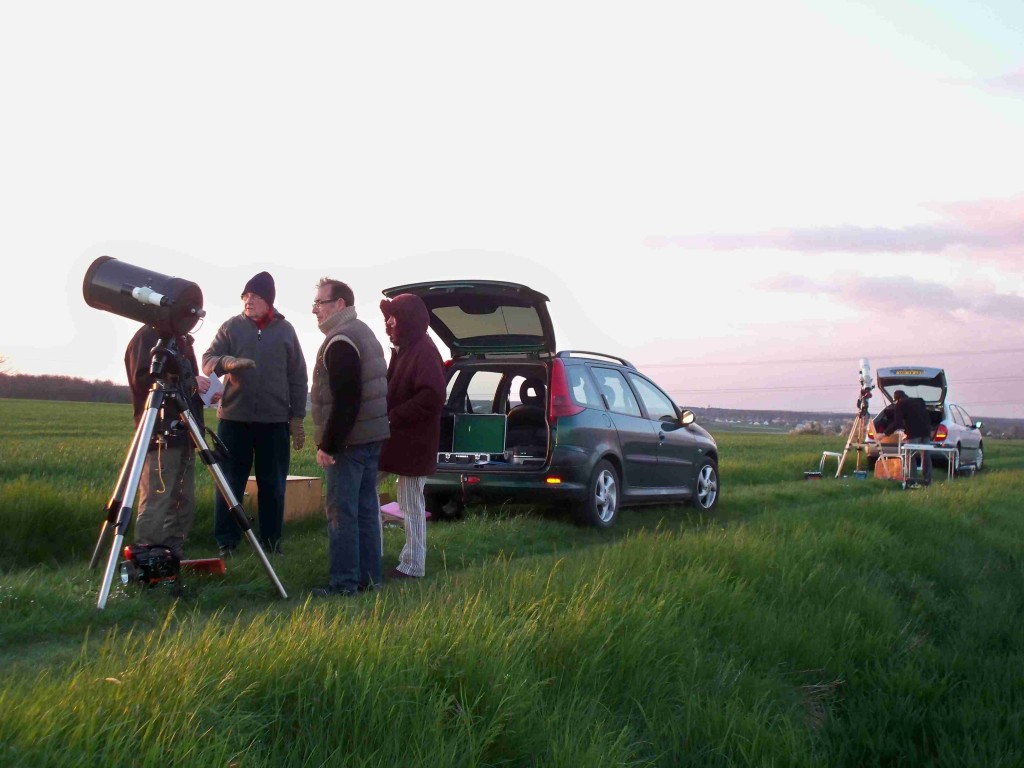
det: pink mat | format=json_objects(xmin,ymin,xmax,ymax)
[{"xmin": 380, "ymin": 501, "xmax": 431, "ymax": 522}]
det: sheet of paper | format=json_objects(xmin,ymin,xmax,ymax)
[{"xmin": 201, "ymin": 372, "xmax": 222, "ymax": 407}]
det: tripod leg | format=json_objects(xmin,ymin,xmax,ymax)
[
  {"xmin": 835, "ymin": 413, "xmax": 865, "ymax": 479},
  {"xmin": 179, "ymin": 408, "xmax": 288, "ymax": 599},
  {"xmin": 97, "ymin": 394, "xmax": 163, "ymax": 609},
  {"xmin": 90, "ymin": 410, "xmax": 151, "ymax": 569}
]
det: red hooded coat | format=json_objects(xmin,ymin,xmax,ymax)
[{"xmin": 378, "ymin": 294, "xmax": 446, "ymax": 476}]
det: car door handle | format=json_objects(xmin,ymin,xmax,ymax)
[{"xmin": 658, "ymin": 431, "xmax": 666, "ymax": 442}]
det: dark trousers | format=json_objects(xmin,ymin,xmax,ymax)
[
  {"xmin": 908, "ymin": 434, "xmax": 934, "ymax": 484},
  {"xmin": 214, "ymin": 420, "xmax": 290, "ymax": 550}
]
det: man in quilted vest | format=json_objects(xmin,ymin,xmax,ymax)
[{"xmin": 310, "ymin": 278, "xmax": 390, "ymax": 596}]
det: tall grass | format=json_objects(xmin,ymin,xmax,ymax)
[{"xmin": 2, "ymin": 399, "xmax": 1023, "ymax": 766}]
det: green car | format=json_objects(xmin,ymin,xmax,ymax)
[{"xmin": 381, "ymin": 280, "xmax": 720, "ymax": 527}]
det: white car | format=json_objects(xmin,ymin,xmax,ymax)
[{"xmin": 865, "ymin": 366, "xmax": 984, "ymax": 470}]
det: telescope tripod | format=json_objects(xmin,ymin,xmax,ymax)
[
  {"xmin": 834, "ymin": 400, "xmax": 871, "ymax": 479},
  {"xmin": 89, "ymin": 346, "xmax": 287, "ymax": 609}
]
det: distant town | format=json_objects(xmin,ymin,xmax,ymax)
[{"xmin": 690, "ymin": 407, "xmax": 1024, "ymax": 440}]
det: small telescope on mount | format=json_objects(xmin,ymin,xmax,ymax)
[
  {"xmin": 834, "ymin": 357, "xmax": 874, "ymax": 478},
  {"xmin": 82, "ymin": 256, "xmax": 205, "ymax": 336}
]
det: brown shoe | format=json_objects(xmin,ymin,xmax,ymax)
[{"xmin": 387, "ymin": 567, "xmax": 419, "ymax": 580}]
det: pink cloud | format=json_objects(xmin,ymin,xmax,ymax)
[
  {"xmin": 981, "ymin": 66, "xmax": 1024, "ymax": 94},
  {"xmin": 759, "ymin": 272, "xmax": 1024, "ymax": 322},
  {"xmin": 647, "ymin": 193, "xmax": 1024, "ymax": 269}
]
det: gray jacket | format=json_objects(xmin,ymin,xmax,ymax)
[{"xmin": 202, "ymin": 312, "xmax": 308, "ymax": 423}]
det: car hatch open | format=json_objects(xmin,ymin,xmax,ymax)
[
  {"xmin": 875, "ymin": 366, "xmax": 947, "ymax": 406},
  {"xmin": 381, "ymin": 280, "xmax": 556, "ymax": 358}
]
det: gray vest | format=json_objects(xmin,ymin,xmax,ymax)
[{"xmin": 311, "ymin": 313, "xmax": 390, "ymax": 448}]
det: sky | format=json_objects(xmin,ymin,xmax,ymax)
[{"xmin": 2, "ymin": 1, "xmax": 1023, "ymax": 418}]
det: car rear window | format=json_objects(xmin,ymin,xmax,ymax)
[
  {"xmin": 565, "ymin": 364, "xmax": 601, "ymax": 408},
  {"xmin": 434, "ymin": 305, "xmax": 544, "ymax": 340},
  {"xmin": 880, "ymin": 383, "xmax": 943, "ymax": 403}
]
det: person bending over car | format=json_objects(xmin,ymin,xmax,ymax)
[{"xmin": 884, "ymin": 389, "xmax": 933, "ymax": 485}]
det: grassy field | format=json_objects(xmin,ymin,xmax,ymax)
[{"xmin": 1, "ymin": 398, "xmax": 1023, "ymax": 767}]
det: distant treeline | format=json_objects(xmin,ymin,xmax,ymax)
[{"xmin": 0, "ymin": 373, "xmax": 129, "ymax": 404}]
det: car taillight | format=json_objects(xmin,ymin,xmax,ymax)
[
  {"xmin": 933, "ymin": 424, "xmax": 947, "ymax": 442},
  {"xmin": 549, "ymin": 358, "xmax": 585, "ymax": 418},
  {"xmin": 444, "ymin": 359, "xmax": 454, "ymax": 370}
]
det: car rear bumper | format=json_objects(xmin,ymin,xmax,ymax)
[{"xmin": 426, "ymin": 445, "xmax": 594, "ymax": 504}]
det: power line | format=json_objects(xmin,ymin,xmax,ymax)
[
  {"xmin": 663, "ymin": 375, "xmax": 1024, "ymax": 396},
  {"xmin": 638, "ymin": 347, "xmax": 1024, "ymax": 370}
]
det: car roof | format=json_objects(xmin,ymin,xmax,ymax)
[{"xmin": 381, "ymin": 280, "xmax": 555, "ymax": 358}]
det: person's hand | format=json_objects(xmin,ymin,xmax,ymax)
[
  {"xmin": 196, "ymin": 375, "xmax": 211, "ymax": 394},
  {"xmin": 211, "ymin": 391, "xmax": 223, "ymax": 405},
  {"xmin": 290, "ymin": 417, "xmax": 305, "ymax": 450},
  {"xmin": 222, "ymin": 356, "xmax": 256, "ymax": 372},
  {"xmin": 316, "ymin": 448, "xmax": 335, "ymax": 468}
]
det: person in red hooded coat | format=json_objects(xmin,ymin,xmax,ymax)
[{"xmin": 379, "ymin": 293, "xmax": 447, "ymax": 579}]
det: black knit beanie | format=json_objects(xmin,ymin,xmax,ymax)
[{"xmin": 243, "ymin": 272, "xmax": 276, "ymax": 305}]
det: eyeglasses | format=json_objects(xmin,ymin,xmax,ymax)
[{"xmin": 312, "ymin": 297, "xmax": 339, "ymax": 309}]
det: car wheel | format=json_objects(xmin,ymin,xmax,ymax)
[
  {"xmin": 690, "ymin": 458, "xmax": 719, "ymax": 511},
  {"xmin": 975, "ymin": 443, "xmax": 984, "ymax": 471},
  {"xmin": 578, "ymin": 459, "xmax": 619, "ymax": 528}
]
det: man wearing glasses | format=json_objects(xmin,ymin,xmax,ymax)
[
  {"xmin": 202, "ymin": 271, "xmax": 308, "ymax": 557},
  {"xmin": 309, "ymin": 277, "xmax": 390, "ymax": 596}
]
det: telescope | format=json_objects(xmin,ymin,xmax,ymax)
[
  {"xmin": 82, "ymin": 256, "xmax": 287, "ymax": 609},
  {"xmin": 83, "ymin": 256, "xmax": 205, "ymax": 336},
  {"xmin": 859, "ymin": 358, "xmax": 874, "ymax": 392},
  {"xmin": 832, "ymin": 357, "xmax": 875, "ymax": 478}
]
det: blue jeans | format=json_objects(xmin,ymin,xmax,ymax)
[
  {"xmin": 214, "ymin": 420, "xmax": 290, "ymax": 550},
  {"xmin": 325, "ymin": 441, "xmax": 383, "ymax": 592}
]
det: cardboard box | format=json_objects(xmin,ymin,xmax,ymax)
[
  {"xmin": 873, "ymin": 456, "xmax": 904, "ymax": 481},
  {"xmin": 243, "ymin": 475, "xmax": 323, "ymax": 522}
]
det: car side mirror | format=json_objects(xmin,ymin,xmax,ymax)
[
  {"xmin": 974, "ymin": 421, "xmax": 983, "ymax": 430},
  {"xmin": 662, "ymin": 410, "xmax": 695, "ymax": 431}
]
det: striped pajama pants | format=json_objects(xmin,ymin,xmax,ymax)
[{"xmin": 395, "ymin": 475, "xmax": 427, "ymax": 577}]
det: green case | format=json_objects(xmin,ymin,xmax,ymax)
[{"xmin": 453, "ymin": 414, "xmax": 507, "ymax": 454}]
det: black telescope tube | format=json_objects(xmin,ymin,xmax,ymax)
[{"xmin": 83, "ymin": 256, "xmax": 205, "ymax": 336}]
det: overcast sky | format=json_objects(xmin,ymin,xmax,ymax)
[{"xmin": 2, "ymin": 1, "xmax": 1023, "ymax": 417}]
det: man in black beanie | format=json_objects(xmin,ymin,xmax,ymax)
[{"xmin": 203, "ymin": 271, "xmax": 308, "ymax": 556}]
